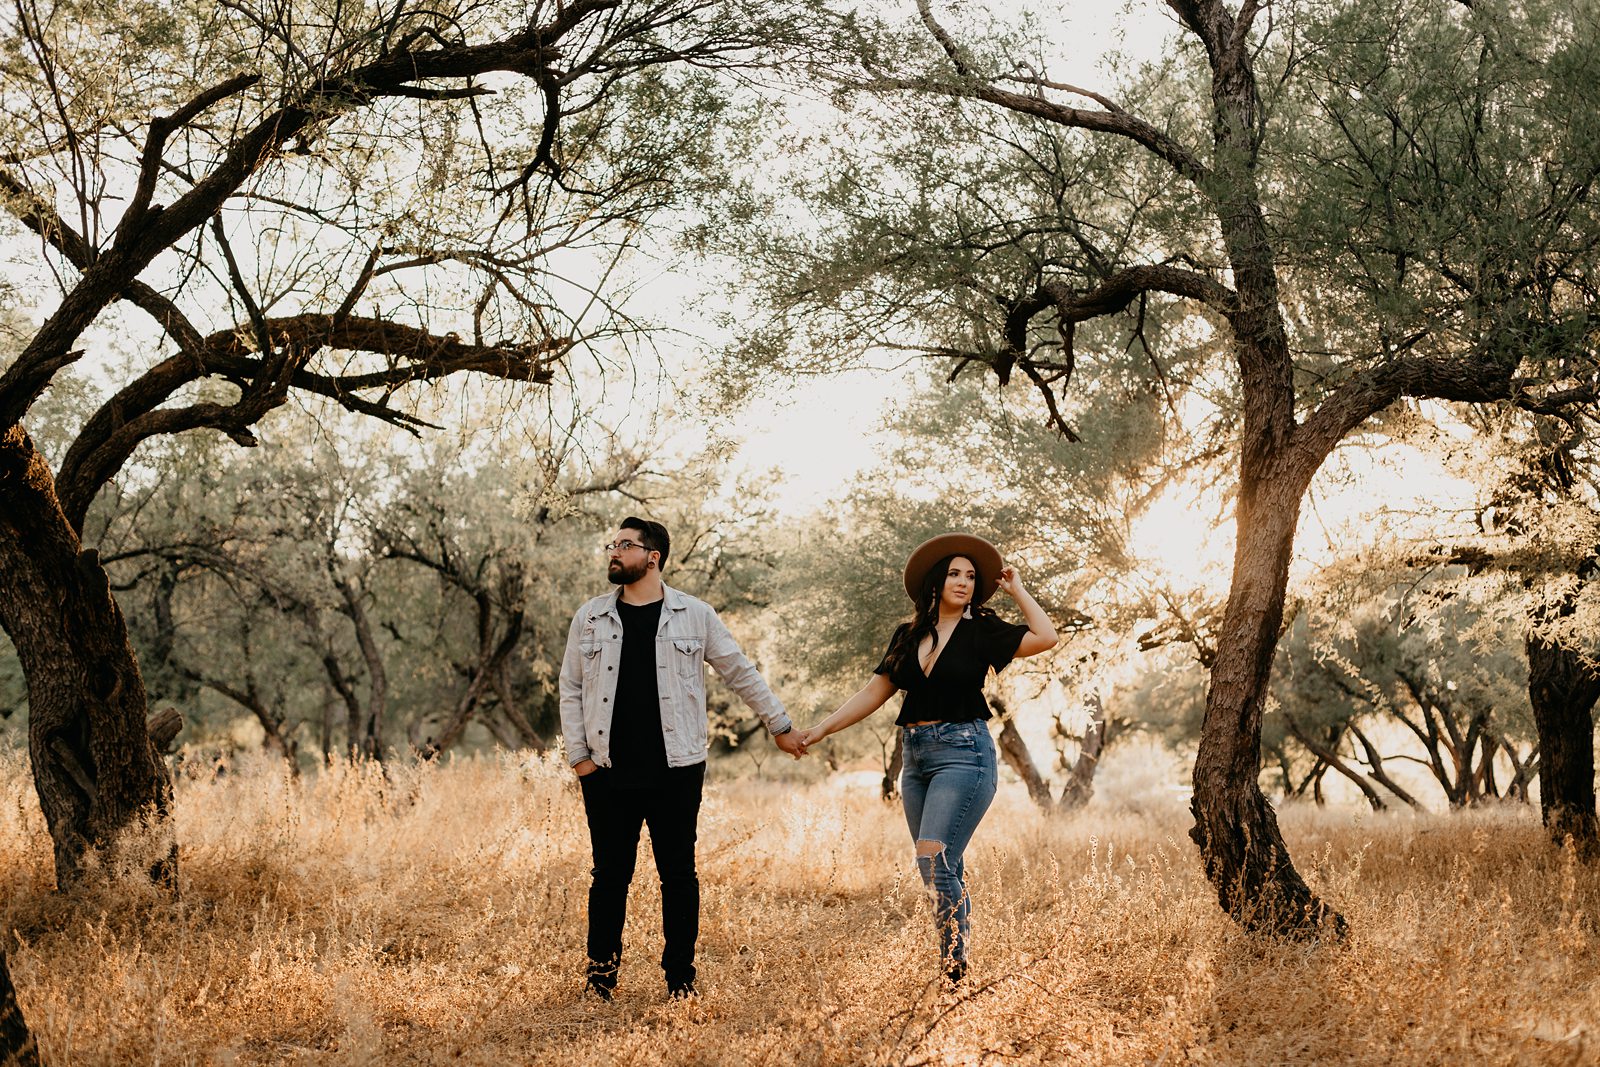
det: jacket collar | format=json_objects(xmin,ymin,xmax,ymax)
[{"xmin": 595, "ymin": 581, "xmax": 689, "ymax": 619}]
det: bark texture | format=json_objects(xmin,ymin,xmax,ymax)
[
  {"xmin": 0, "ymin": 948, "xmax": 39, "ymax": 1067},
  {"xmin": 1526, "ymin": 631, "xmax": 1600, "ymax": 857},
  {"xmin": 993, "ymin": 699, "xmax": 1053, "ymax": 810},
  {"xmin": 0, "ymin": 426, "xmax": 176, "ymax": 890},
  {"xmin": 1188, "ymin": 458, "xmax": 1345, "ymax": 935}
]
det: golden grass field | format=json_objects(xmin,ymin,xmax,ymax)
[{"xmin": 2, "ymin": 748, "xmax": 1598, "ymax": 1066}]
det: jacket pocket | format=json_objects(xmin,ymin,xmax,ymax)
[{"xmin": 672, "ymin": 638, "xmax": 704, "ymax": 680}]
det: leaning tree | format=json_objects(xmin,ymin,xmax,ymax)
[
  {"xmin": 0, "ymin": 1, "xmax": 826, "ymax": 1052},
  {"xmin": 0, "ymin": 0, "xmax": 818, "ymax": 897},
  {"xmin": 724, "ymin": 0, "xmax": 1600, "ymax": 932}
]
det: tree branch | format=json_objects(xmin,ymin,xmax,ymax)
[
  {"xmin": 867, "ymin": 75, "xmax": 1210, "ymax": 187},
  {"xmin": 0, "ymin": 0, "xmax": 619, "ymax": 430},
  {"xmin": 55, "ymin": 314, "xmax": 564, "ymax": 531},
  {"xmin": 1296, "ymin": 348, "xmax": 1597, "ymax": 468},
  {"xmin": 117, "ymin": 73, "xmax": 262, "ymax": 241}
]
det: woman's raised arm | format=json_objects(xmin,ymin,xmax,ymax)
[{"xmin": 798, "ymin": 673, "xmax": 898, "ymax": 747}]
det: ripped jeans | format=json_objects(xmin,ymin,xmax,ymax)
[{"xmin": 900, "ymin": 721, "xmax": 997, "ymax": 969}]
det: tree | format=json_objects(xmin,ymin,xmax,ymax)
[
  {"xmin": 1413, "ymin": 420, "xmax": 1600, "ymax": 852},
  {"xmin": 0, "ymin": 947, "xmax": 38, "ymax": 1067},
  {"xmin": 1271, "ymin": 575, "xmax": 1534, "ymax": 810},
  {"xmin": 727, "ymin": 0, "xmax": 1600, "ymax": 932},
  {"xmin": 0, "ymin": 0, "xmax": 826, "ymax": 896}
]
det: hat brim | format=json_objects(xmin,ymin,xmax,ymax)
[{"xmin": 903, "ymin": 533, "xmax": 1004, "ymax": 607}]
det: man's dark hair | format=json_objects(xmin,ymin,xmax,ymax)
[{"xmin": 620, "ymin": 516, "xmax": 670, "ymax": 572}]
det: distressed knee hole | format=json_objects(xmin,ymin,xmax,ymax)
[{"xmin": 915, "ymin": 839, "xmax": 946, "ymax": 859}]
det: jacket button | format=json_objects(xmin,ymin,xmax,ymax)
[
  {"xmin": 602, "ymin": 697, "xmax": 609, "ymax": 703},
  {"xmin": 598, "ymin": 729, "xmax": 604, "ymax": 735},
  {"xmin": 607, "ymin": 666, "xmax": 613, "ymax": 671}
]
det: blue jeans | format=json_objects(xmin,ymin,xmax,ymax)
[{"xmin": 900, "ymin": 721, "xmax": 997, "ymax": 969}]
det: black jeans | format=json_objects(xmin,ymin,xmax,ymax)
[{"xmin": 578, "ymin": 762, "xmax": 705, "ymax": 992}]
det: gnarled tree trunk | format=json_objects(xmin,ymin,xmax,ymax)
[
  {"xmin": 992, "ymin": 698, "xmax": 1053, "ymax": 810},
  {"xmin": 1058, "ymin": 692, "xmax": 1110, "ymax": 812},
  {"xmin": 1526, "ymin": 629, "xmax": 1600, "ymax": 858},
  {"xmin": 0, "ymin": 947, "xmax": 39, "ymax": 1067},
  {"xmin": 0, "ymin": 426, "xmax": 175, "ymax": 891},
  {"xmin": 1189, "ymin": 459, "xmax": 1345, "ymax": 935},
  {"xmin": 882, "ymin": 729, "xmax": 904, "ymax": 802}
]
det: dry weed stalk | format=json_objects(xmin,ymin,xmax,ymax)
[{"xmin": 0, "ymin": 752, "xmax": 1597, "ymax": 1065}]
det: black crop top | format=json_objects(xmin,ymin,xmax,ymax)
[{"xmin": 873, "ymin": 611, "xmax": 1031, "ymax": 726}]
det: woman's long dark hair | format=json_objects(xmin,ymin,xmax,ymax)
[{"xmin": 885, "ymin": 554, "xmax": 996, "ymax": 676}]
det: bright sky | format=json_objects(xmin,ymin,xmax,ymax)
[{"xmin": 666, "ymin": 1, "xmax": 1183, "ymax": 515}]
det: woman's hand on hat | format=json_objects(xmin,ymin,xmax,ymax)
[{"xmin": 996, "ymin": 565, "xmax": 1025, "ymax": 599}]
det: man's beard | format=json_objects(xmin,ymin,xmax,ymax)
[{"xmin": 608, "ymin": 558, "xmax": 649, "ymax": 585}]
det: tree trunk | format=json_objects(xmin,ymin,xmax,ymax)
[
  {"xmin": 320, "ymin": 687, "xmax": 335, "ymax": 761},
  {"xmin": 333, "ymin": 577, "xmax": 386, "ymax": 761},
  {"xmin": 1058, "ymin": 693, "xmax": 1109, "ymax": 812},
  {"xmin": 418, "ymin": 611, "xmax": 525, "ymax": 758},
  {"xmin": 997, "ymin": 718, "xmax": 1052, "ymax": 809},
  {"xmin": 992, "ymin": 698, "xmax": 1053, "ymax": 810},
  {"xmin": 1289, "ymin": 757, "xmax": 1325, "ymax": 800},
  {"xmin": 1504, "ymin": 741, "xmax": 1538, "ymax": 804},
  {"xmin": 0, "ymin": 946, "xmax": 39, "ymax": 1067},
  {"xmin": 480, "ymin": 706, "xmax": 521, "ymax": 750},
  {"xmin": 1282, "ymin": 715, "xmax": 1386, "ymax": 812},
  {"xmin": 1348, "ymin": 724, "xmax": 1426, "ymax": 810},
  {"xmin": 1189, "ymin": 467, "xmax": 1345, "ymax": 936},
  {"xmin": 1525, "ymin": 630, "xmax": 1600, "ymax": 857},
  {"xmin": 494, "ymin": 662, "xmax": 547, "ymax": 750},
  {"xmin": 181, "ymin": 668, "xmax": 298, "ymax": 776},
  {"xmin": 882, "ymin": 729, "xmax": 903, "ymax": 802},
  {"xmin": 0, "ymin": 425, "xmax": 176, "ymax": 891},
  {"xmin": 1477, "ymin": 731, "xmax": 1500, "ymax": 801}
]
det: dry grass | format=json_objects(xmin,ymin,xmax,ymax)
[{"xmin": 3, "ymin": 751, "xmax": 1599, "ymax": 1066}]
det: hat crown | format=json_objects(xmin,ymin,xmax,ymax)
[{"xmin": 903, "ymin": 533, "xmax": 1004, "ymax": 606}]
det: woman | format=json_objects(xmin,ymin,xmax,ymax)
[{"xmin": 797, "ymin": 533, "xmax": 1057, "ymax": 984}]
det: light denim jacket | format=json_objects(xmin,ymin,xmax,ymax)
[{"xmin": 559, "ymin": 583, "xmax": 791, "ymax": 768}]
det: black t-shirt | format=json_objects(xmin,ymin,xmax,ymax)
[
  {"xmin": 874, "ymin": 611, "xmax": 1031, "ymax": 726},
  {"xmin": 608, "ymin": 597, "xmax": 667, "ymax": 786}
]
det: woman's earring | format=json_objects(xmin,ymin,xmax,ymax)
[{"xmin": 962, "ymin": 602, "xmax": 973, "ymax": 619}]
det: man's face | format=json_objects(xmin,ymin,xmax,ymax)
[{"xmin": 606, "ymin": 528, "xmax": 655, "ymax": 585}]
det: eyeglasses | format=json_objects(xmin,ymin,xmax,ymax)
[{"xmin": 604, "ymin": 540, "xmax": 652, "ymax": 555}]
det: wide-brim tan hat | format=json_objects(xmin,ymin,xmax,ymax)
[{"xmin": 903, "ymin": 532, "xmax": 1004, "ymax": 606}]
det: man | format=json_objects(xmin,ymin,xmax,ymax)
[{"xmin": 560, "ymin": 516, "xmax": 805, "ymax": 1000}]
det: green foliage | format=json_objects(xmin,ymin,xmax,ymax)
[
  {"xmin": 66, "ymin": 388, "xmax": 777, "ymax": 760},
  {"xmin": 695, "ymin": 7, "xmax": 1223, "ymax": 415},
  {"xmin": 1267, "ymin": 0, "xmax": 1600, "ymax": 393}
]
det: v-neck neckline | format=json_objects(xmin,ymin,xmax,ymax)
[{"xmin": 917, "ymin": 616, "xmax": 964, "ymax": 680}]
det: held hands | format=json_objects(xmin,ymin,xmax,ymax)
[
  {"xmin": 774, "ymin": 728, "xmax": 808, "ymax": 760},
  {"xmin": 795, "ymin": 726, "xmax": 825, "ymax": 750}
]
